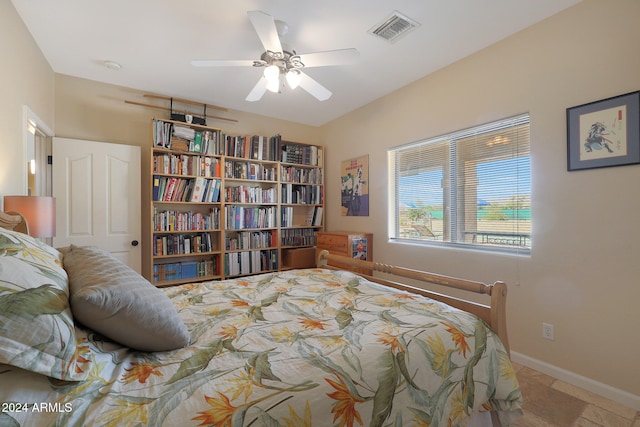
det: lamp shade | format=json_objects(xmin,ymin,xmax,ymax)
[
  {"xmin": 4, "ymin": 196, "xmax": 56, "ymax": 238},
  {"xmin": 286, "ymin": 69, "xmax": 301, "ymax": 89},
  {"xmin": 264, "ymin": 65, "xmax": 281, "ymax": 93}
]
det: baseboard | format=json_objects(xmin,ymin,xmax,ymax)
[{"xmin": 511, "ymin": 351, "xmax": 640, "ymax": 411}]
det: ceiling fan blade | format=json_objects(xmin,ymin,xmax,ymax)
[
  {"xmin": 246, "ymin": 77, "xmax": 269, "ymax": 102},
  {"xmin": 247, "ymin": 10, "xmax": 283, "ymax": 55},
  {"xmin": 191, "ymin": 59, "xmax": 256, "ymax": 67},
  {"xmin": 298, "ymin": 48, "xmax": 359, "ymax": 68},
  {"xmin": 298, "ymin": 72, "xmax": 332, "ymax": 101}
]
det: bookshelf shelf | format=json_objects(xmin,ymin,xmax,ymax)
[
  {"xmin": 148, "ymin": 118, "xmax": 323, "ymax": 286},
  {"xmin": 153, "ymin": 252, "xmax": 221, "ymax": 259}
]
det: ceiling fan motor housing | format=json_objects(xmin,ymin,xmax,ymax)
[{"xmin": 257, "ymin": 50, "xmax": 304, "ymax": 73}]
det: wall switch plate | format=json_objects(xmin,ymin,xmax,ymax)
[{"xmin": 542, "ymin": 323, "xmax": 554, "ymax": 340}]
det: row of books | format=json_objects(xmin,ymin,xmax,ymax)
[
  {"xmin": 224, "ymin": 161, "xmax": 277, "ymax": 181},
  {"xmin": 307, "ymin": 206, "xmax": 323, "ymax": 226},
  {"xmin": 153, "ymin": 153, "xmax": 221, "ymax": 178},
  {"xmin": 281, "ymin": 183, "xmax": 323, "ymax": 205},
  {"xmin": 224, "ymin": 249, "xmax": 278, "ymax": 277},
  {"xmin": 154, "ymin": 177, "xmax": 324, "ymax": 207},
  {"xmin": 281, "ymin": 228, "xmax": 317, "ymax": 246},
  {"xmin": 225, "ymin": 206, "xmax": 277, "ymax": 229},
  {"xmin": 152, "ymin": 258, "xmax": 219, "ymax": 283},
  {"xmin": 153, "ymin": 120, "xmax": 219, "ymax": 154},
  {"xmin": 197, "ymin": 129, "xmax": 223, "ymax": 155},
  {"xmin": 281, "ymin": 143, "xmax": 323, "ymax": 166},
  {"xmin": 280, "ymin": 165, "xmax": 323, "ymax": 184},
  {"xmin": 225, "ymin": 134, "xmax": 280, "ymax": 161},
  {"xmin": 153, "ymin": 233, "xmax": 216, "ymax": 256},
  {"xmin": 224, "ymin": 185, "xmax": 276, "ymax": 204},
  {"xmin": 225, "ymin": 230, "xmax": 277, "ymax": 251},
  {"xmin": 154, "ymin": 120, "xmax": 324, "ymax": 167},
  {"xmin": 153, "ymin": 153, "xmax": 324, "ymax": 183},
  {"xmin": 153, "ymin": 208, "xmax": 220, "ymax": 231},
  {"xmin": 153, "ymin": 176, "xmax": 222, "ymax": 203},
  {"xmin": 153, "ymin": 120, "xmax": 174, "ymax": 149},
  {"xmin": 281, "ymin": 206, "xmax": 323, "ymax": 227},
  {"xmin": 190, "ymin": 177, "xmax": 222, "ymax": 203}
]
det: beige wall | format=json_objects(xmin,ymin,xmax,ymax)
[
  {"xmin": 0, "ymin": 0, "xmax": 54, "ymax": 200},
  {"xmin": 322, "ymin": 0, "xmax": 640, "ymax": 404},
  {"xmin": 3, "ymin": 0, "xmax": 639, "ymax": 409}
]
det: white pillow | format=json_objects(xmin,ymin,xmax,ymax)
[{"xmin": 62, "ymin": 245, "xmax": 191, "ymax": 351}]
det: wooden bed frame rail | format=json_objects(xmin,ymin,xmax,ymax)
[
  {"xmin": 0, "ymin": 211, "xmax": 29, "ymax": 235},
  {"xmin": 317, "ymin": 250, "xmax": 510, "ymax": 355}
]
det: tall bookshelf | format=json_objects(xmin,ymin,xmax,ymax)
[
  {"xmin": 149, "ymin": 119, "xmax": 323, "ymax": 287},
  {"xmin": 279, "ymin": 139, "xmax": 324, "ymax": 269}
]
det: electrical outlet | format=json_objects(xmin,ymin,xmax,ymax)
[{"xmin": 542, "ymin": 323, "xmax": 554, "ymax": 340}]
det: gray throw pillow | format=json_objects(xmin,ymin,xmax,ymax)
[{"xmin": 61, "ymin": 245, "xmax": 191, "ymax": 351}]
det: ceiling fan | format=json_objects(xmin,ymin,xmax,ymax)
[{"xmin": 191, "ymin": 10, "xmax": 359, "ymax": 102}]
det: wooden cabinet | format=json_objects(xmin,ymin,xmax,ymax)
[
  {"xmin": 316, "ymin": 231, "xmax": 373, "ymax": 275},
  {"xmin": 148, "ymin": 119, "xmax": 323, "ymax": 286}
]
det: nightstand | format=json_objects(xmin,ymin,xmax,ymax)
[{"xmin": 316, "ymin": 231, "xmax": 373, "ymax": 275}]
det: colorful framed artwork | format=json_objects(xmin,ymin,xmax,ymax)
[
  {"xmin": 567, "ymin": 90, "xmax": 640, "ymax": 171},
  {"xmin": 340, "ymin": 155, "xmax": 369, "ymax": 216},
  {"xmin": 351, "ymin": 238, "xmax": 368, "ymax": 261}
]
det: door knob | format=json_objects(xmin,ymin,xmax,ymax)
[{"xmin": 131, "ymin": 240, "xmax": 139, "ymax": 247}]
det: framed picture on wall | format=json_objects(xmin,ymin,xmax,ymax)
[
  {"xmin": 567, "ymin": 90, "xmax": 640, "ymax": 171},
  {"xmin": 340, "ymin": 155, "xmax": 369, "ymax": 216}
]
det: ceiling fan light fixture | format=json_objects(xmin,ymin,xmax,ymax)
[
  {"xmin": 266, "ymin": 77, "xmax": 280, "ymax": 93},
  {"xmin": 286, "ymin": 69, "xmax": 301, "ymax": 89},
  {"xmin": 264, "ymin": 64, "xmax": 281, "ymax": 93},
  {"xmin": 263, "ymin": 64, "xmax": 279, "ymax": 80}
]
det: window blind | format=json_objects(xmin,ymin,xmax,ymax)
[{"xmin": 389, "ymin": 113, "xmax": 531, "ymax": 251}]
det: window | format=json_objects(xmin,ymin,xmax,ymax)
[{"xmin": 389, "ymin": 114, "xmax": 531, "ymax": 252}]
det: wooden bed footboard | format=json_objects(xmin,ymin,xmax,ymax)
[
  {"xmin": 317, "ymin": 250, "xmax": 510, "ymax": 356},
  {"xmin": 0, "ymin": 211, "xmax": 29, "ymax": 235}
]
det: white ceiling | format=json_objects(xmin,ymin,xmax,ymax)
[{"xmin": 12, "ymin": 0, "xmax": 581, "ymax": 127}]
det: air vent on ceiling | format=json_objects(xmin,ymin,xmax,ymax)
[{"xmin": 369, "ymin": 11, "xmax": 420, "ymax": 43}]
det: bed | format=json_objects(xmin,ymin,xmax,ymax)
[{"xmin": 0, "ymin": 220, "xmax": 522, "ymax": 427}]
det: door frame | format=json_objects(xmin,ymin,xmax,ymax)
[{"xmin": 23, "ymin": 105, "xmax": 54, "ymax": 197}]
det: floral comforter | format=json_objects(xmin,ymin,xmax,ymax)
[{"xmin": 0, "ymin": 268, "xmax": 522, "ymax": 427}]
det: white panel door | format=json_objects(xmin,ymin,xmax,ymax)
[{"xmin": 52, "ymin": 138, "xmax": 141, "ymax": 272}]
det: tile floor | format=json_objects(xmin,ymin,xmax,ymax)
[{"xmin": 510, "ymin": 363, "xmax": 640, "ymax": 427}]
